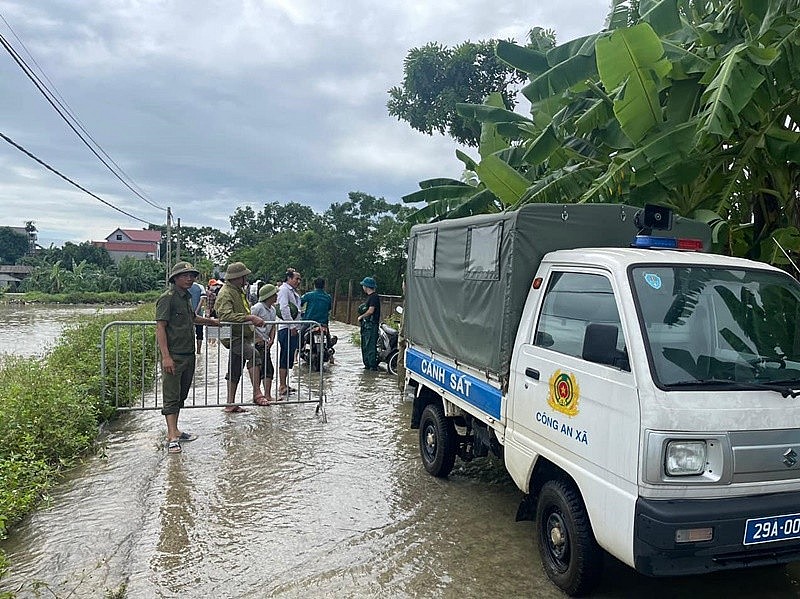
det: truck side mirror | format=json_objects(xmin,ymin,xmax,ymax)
[
  {"xmin": 534, "ymin": 331, "xmax": 554, "ymax": 348},
  {"xmin": 582, "ymin": 324, "xmax": 624, "ymax": 368}
]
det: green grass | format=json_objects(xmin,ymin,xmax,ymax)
[
  {"xmin": 12, "ymin": 290, "xmax": 161, "ymax": 304},
  {"xmin": 0, "ymin": 303, "xmax": 157, "ymax": 589}
]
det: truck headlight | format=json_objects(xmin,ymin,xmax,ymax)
[{"xmin": 665, "ymin": 440, "xmax": 706, "ymax": 476}]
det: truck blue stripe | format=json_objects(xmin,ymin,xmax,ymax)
[{"xmin": 406, "ymin": 347, "xmax": 502, "ymax": 420}]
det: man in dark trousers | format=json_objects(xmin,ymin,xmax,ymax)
[
  {"xmin": 357, "ymin": 276, "xmax": 381, "ymax": 371},
  {"xmin": 156, "ymin": 261, "xmax": 219, "ymax": 454}
]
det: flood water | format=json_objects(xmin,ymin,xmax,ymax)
[{"xmin": 1, "ymin": 304, "xmax": 799, "ymax": 598}]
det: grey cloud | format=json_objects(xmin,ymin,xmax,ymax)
[{"xmin": 0, "ymin": 0, "xmax": 610, "ymax": 246}]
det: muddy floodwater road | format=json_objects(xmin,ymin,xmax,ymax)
[{"xmin": 1, "ymin": 305, "xmax": 799, "ymax": 598}]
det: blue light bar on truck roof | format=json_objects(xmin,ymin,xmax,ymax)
[{"xmin": 633, "ymin": 235, "xmax": 703, "ymax": 251}]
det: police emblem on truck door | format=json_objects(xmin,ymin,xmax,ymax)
[{"xmin": 547, "ymin": 370, "xmax": 580, "ymax": 417}]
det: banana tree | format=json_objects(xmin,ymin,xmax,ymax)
[{"xmin": 404, "ymin": 0, "xmax": 800, "ymax": 265}]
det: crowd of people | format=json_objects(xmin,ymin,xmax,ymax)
[{"xmin": 155, "ymin": 260, "xmax": 382, "ymax": 454}]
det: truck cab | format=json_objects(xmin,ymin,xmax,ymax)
[{"xmin": 505, "ymin": 247, "xmax": 800, "ymax": 593}]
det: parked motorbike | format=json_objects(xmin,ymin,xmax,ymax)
[
  {"xmin": 377, "ymin": 315, "xmax": 400, "ymax": 376},
  {"xmin": 299, "ymin": 324, "xmax": 337, "ymax": 370}
]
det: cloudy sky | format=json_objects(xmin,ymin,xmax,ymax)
[{"xmin": 0, "ymin": 0, "xmax": 610, "ymax": 247}]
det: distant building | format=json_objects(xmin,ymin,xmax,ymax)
[
  {"xmin": 0, "ymin": 265, "xmax": 33, "ymax": 290},
  {"xmin": 1, "ymin": 225, "xmax": 37, "ymax": 255},
  {"xmin": 93, "ymin": 228, "xmax": 162, "ymax": 264}
]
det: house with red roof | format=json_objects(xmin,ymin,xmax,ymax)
[{"xmin": 93, "ymin": 228, "xmax": 162, "ymax": 263}]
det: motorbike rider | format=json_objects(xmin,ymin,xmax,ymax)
[{"xmin": 300, "ymin": 277, "xmax": 334, "ymax": 362}]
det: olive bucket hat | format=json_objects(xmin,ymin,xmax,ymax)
[
  {"xmin": 224, "ymin": 261, "xmax": 252, "ymax": 280},
  {"xmin": 169, "ymin": 261, "xmax": 200, "ymax": 283},
  {"xmin": 258, "ymin": 283, "xmax": 278, "ymax": 301}
]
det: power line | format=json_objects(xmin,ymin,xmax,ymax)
[
  {"xmin": 0, "ymin": 21, "xmax": 166, "ymax": 212},
  {"xmin": 0, "ymin": 130, "xmax": 159, "ymax": 227}
]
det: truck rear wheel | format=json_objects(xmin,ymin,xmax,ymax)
[
  {"xmin": 419, "ymin": 403, "xmax": 456, "ymax": 477},
  {"xmin": 535, "ymin": 479, "xmax": 602, "ymax": 596}
]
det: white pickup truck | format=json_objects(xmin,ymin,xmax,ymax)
[{"xmin": 403, "ymin": 203, "xmax": 800, "ymax": 596}]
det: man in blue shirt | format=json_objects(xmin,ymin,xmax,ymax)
[
  {"xmin": 301, "ymin": 277, "xmax": 334, "ymax": 360},
  {"xmin": 301, "ymin": 277, "xmax": 332, "ymax": 326},
  {"xmin": 187, "ymin": 281, "xmax": 206, "ymax": 354}
]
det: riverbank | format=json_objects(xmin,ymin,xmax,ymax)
[
  {"xmin": 1, "ymin": 291, "xmax": 161, "ymax": 304},
  {"xmin": 0, "ymin": 303, "xmax": 156, "ymax": 585}
]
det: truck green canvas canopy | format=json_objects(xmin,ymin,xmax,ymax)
[{"xmin": 404, "ymin": 203, "xmax": 711, "ymax": 384}]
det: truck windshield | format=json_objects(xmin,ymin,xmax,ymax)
[{"xmin": 631, "ymin": 266, "xmax": 800, "ymax": 389}]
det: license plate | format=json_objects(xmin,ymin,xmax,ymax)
[
  {"xmin": 313, "ymin": 334, "xmax": 322, "ymax": 343},
  {"xmin": 743, "ymin": 512, "xmax": 800, "ymax": 545}
]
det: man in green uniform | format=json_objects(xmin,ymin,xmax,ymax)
[
  {"xmin": 215, "ymin": 261, "xmax": 268, "ymax": 410},
  {"xmin": 357, "ymin": 276, "xmax": 381, "ymax": 371},
  {"xmin": 156, "ymin": 261, "xmax": 220, "ymax": 454}
]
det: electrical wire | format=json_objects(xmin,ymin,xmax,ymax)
[
  {"xmin": 0, "ymin": 130, "xmax": 159, "ymax": 227},
  {"xmin": 0, "ymin": 23, "xmax": 166, "ymax": 212}
]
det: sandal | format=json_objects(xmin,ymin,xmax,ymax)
[
  {"xmin": 253, "ymin": 395, "xmax": 272, "ymax": 406},
  {"xmin": 177, "ymin": 432, "xmax": 197, "ymax": 442},
  {"xmin": 167, "ymin": 440, "xmax": 182, "ymax": 454},
  {"xmin": 223, "ymin": 405, "xmax": 248, "ymax": 413}
]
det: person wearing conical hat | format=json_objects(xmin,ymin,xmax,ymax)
[
  {"xmin": 215, "ymin": 262, "xmax": 268, "ymax": 411},
  {"xmin": 156, "ymin": 261, "xmax": 220, "ymax": 454},
  {"xmin": 252, "ymin": 283, "xmax": 278, "ymax": 402}
]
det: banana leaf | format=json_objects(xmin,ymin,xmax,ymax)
[
  {"xmin": 698, "ymin": 44, "xmax": 765, "ymax": 137},
  {"xmin": 523, "ymin": 52, "xmax": 598, "ymax": 103},
  {"xmin": 639, "ymin": 0, "xmax": 681, "ymax": 35},
  {"xmin": 495, "ymin": 40, "xmax": 549, "ymax": 75},
  {"xmin": 596, "ymin": 23, "xmax": 671, "ymax": 143},
  {"xmin": 474, "ymin": 155, "xmax": 530, "ymax": 206},
  {"xmin": 402, "ymin": 185, "xmax": 475, "ymax": 204}
]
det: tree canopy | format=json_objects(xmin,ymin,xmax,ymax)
[
  {"xmin": 387, "ymin": 28, "xmax": 556, "ymax": 147},
  {"xmin": 0, "ymin": 227, "xmax": 29, "ymax": 264},
  {"xmin": 231, "ymin": 192, "xmax": 410, "ymax": 294}
]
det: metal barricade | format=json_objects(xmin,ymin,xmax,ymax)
[{"xmin": 100, "ymin": 320, "xmax": 328, "ymax": 421}]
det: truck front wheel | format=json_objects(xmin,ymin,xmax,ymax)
[
  {"xmin": 535, "ymin": 479, "xmax": 602, "ymax": 596},
  {"xmin": 418, "ymin": 403, "xmax": 456, "ymax": 477}
]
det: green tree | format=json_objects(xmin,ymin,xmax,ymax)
[
  {"xmin": 318, "ymin": 192, "xmax": 412, "ymax": 294},
  {"xmin": 0, "ymin": 227, "xmax": 30, "ymax": 264},
  {"xmin": 113, "ymin": 258, "xmax": 165, "ymax": 293},
  {"xmin": 60, "ymin": 241, "xmax": 113, "ymax": 270},
  {"xmin": 387, "ymin": 29, "xmax": 556, "ymax": 147},
  {"xmin": 177, "ymin": 225, "xmax": 233, "ymax": 266},
  {"xmin": 228, "ymin": 193, "xmax": 410, "ymax": 295},
  {"xmin": 233, "ymin": 229, "xmax": 321, "ymax": 285},
  {"xmin": 402, "ymin": 0, "xmax": 800, "ymax": 265},
  {"xmin": 229, "ymin": 202, "xmax": 320, "ymax": 251}
]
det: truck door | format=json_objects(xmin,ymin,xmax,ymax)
[{"xmin": 507, "ymin": 269, "xmax": 640, "ymax": 494}]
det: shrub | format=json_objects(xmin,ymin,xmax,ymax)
[{"xmin": 0, "ymin": 303, "xmax": 157, "ymax": 543}]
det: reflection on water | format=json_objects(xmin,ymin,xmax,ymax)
[
  {"xmin": 0, "ymin": 303, "xmax": 129, "ymax": 358},
  {"xmin": 0, "ymin": 311, "xmax": 799, "ymax": 597}
]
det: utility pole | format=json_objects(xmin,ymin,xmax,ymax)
[
  {"xmin": 165, "ymin": 207, "xmax": 172, "ymax": 286},
  {"xmin": 176, "ymin": 217, "xmax": 181, "ymax": 262}
]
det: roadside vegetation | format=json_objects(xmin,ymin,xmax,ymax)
[
  {"xmin": 8, "ymin": 290, "xmax": 161, "ymax": 304},
  {"xmin": 6, "ymin": 191, "xmax": 410, "ymax": 298},
  {"xmin": 0, "ymin": 303, "xmax": 156, "ymax": 584}
]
